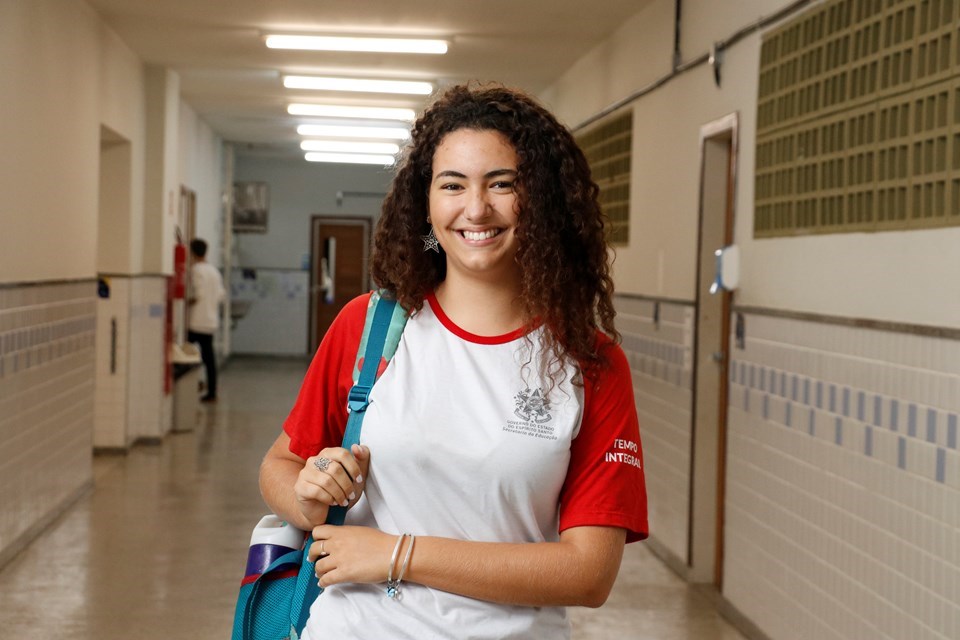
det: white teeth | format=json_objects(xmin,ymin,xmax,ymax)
[{"xmin": 462, "ymin": 229, "xmax": 499, "ymax": 241}]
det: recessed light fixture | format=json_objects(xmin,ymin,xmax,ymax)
[
  {"xmin": 300, "ymin": 140, "xmax": 400, "ymax": 154},
  {"xmin": 297, "ymin": 124, "xmax": 410, "ymax": 140},
  {"xmin": 305, "ymin": 152, "xmax": 396, "ymax": 165},
  {"xmin": 284, "ymin": 75, "xmax": 433, "ymax": 95},
  {"xmin": 266, "ymin": 35, "xmax": 447, "ymax": 55},
  {"xmin": 288, "ymin": 103, "xmax": 416, "ymax": 121}
]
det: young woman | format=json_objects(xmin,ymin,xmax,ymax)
[{"xmin": 259, "ymin": 83, "xmax": 648, "ymax": 639}]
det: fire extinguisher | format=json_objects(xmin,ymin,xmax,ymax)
[{"xmin": 173, "ymin": 233, "xmax": 187, "ymax": 300}]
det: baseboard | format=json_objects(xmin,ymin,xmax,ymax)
[
  {"xmin": 643, "ymin": 533, "xmax": 691, "ymax": 580},
  {"xmin": 708, "ymin": 589, "xmax": 774, "ymax": 640},
  {"xmin": 0, "ymin": 480, "xmax": 93, "ymax": 572},
  {"xmin": 93, "ymin": 446, "xmax": 128, "ymax": 456},
  {"xmin": 644, "ymin": 535, "xmax": 772, "ymax": 640}
]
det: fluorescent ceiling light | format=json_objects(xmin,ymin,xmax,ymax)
[
  {"xmin": 300, "ymin": 140, "xmax": 400, "ymax": 154},
  {"xmin": 284, "ymin": 75, "xmax": 433, "ymax": 95},
  {"xmin": 305, "ymin": 152, "xmax": 396, "ymax": 165},
  {"xmin": 266, "ymin": 35, "xmax": 447, "ymax": 55},
  {"xmin": 288, "ymin": 103, "xmax": 416, "ymax": 121},
  {"xmin": 297, "ymin": 124, "xmax": 410, "ymax": 140}
]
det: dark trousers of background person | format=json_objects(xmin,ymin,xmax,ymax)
[{"xmin": 188, "ymin": 331, "xmax": 217, "ymax": 400}]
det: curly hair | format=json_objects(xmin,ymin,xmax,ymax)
[{"xmin": 371, "ymin": 82, "xmax": 619, "ymax": 380}]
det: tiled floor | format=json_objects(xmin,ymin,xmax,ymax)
[{"xmin": 0, "ymin": 357, "xmax": 747, "ymax": 639}]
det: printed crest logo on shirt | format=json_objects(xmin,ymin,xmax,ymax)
[{"xmin": 513, "ymin": 388, "xmax": 552, "ymax": 424}]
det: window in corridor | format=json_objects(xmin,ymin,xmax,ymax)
[
  {"xmin": 578, "ymin": 110, "xmax": 633, "ymax": 245},
  {"xmin": 755, "ymin": 0, "xmax": 960, "ymax": 237}
]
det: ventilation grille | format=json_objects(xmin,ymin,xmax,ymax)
[
  {"xmin": 755, "ymin": 0, "xmax": 960, "ymax": 236},
  {"xmin": 578, "ymin": 111, "xmax": 633, "ymax": 245}
]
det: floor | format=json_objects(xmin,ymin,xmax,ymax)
[{"xmin": 0, "ymin": 357, "xmax": 748, "ymax": 639}]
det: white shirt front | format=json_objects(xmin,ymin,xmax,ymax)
[
  {"xmin": 303, "ymin": 301, "xmax": 581, "ymax": 640},
  {"xmin": 189, "ymin": 261, "xmax": 225, "ymax": 334},
  {"xmin": 287, "ymin": 293, "xmax": 647, "ymax": 640}
]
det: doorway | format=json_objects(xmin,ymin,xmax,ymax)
[
  {"xmin": 309, "ymin": 216, "xmax": 373, "ymax": 352},
  {"xmin": 177, "ymin": 186, "xmax": 197, "ymax": 345},
  {"xmin": 688, "ymin": 113, "xmax": 738, "ymax": 587},
  {"xmin": 94, "ymin": 126, "xmax": 133, "ymax": 450}
]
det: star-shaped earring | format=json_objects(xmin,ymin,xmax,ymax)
[{"xmin": 421, "ymin": 226, "xmax": 440, "ymax": 253}]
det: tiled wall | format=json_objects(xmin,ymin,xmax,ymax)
[
  {"xmin": 615, "ymin": 295, "xmax": 694, "ymax": 562},
  {"xmin": 0, "ymin": 281, "xmax": 96, "ymax": 564},
  {"xmin": 93, "ymin": 275, "xmax": 170, "ymax": 448},
  {"xmin": 94, "ymin": 277, "xmax": 130, "ymax": 448},
  {"xmin": 724, "ymin": 312, "xmax": 960, "ymax": 640},
  {"xmin": 230, "ymin": 268, "xmax": 309, "ymax": 355},
  {"xmin": 127, "ymin": 277, "xmax": 170, "ymax": 442}
]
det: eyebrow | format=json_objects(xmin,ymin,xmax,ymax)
[{"xmin": 434, "ymin": 168, "xmax": 518, "ymax": 180}]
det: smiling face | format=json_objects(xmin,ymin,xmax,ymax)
[{"xmin": 428, "ymin": 128, "xmax": 521, "ymax": 287}]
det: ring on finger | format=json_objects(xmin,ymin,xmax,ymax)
[
  {"xmin": 319, "ymin": 540, "xmax": 327, "ymax": 556},
  {"xmin": 314, "ymin": 457, "xmax": 331, "ymax": 472}
]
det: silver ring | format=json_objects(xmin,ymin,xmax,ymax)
[
  {"xmin": 319, "ymin": 540, "xmax": 326, "ymax": 556},
  {"xmin": 314, "ymin": 457, "xmax": 331, "ymax": 472}
]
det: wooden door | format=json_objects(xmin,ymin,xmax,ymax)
[
  {"xmin": 689, "ymin": 114, "xmax": 738, "ymax": 587},
  {"xmin": 309, "ymin": 217, "xmax": 372, "ymax": 352}
]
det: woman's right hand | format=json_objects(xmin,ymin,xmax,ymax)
[{"xmin": 295, "ymin": 444, "xmax": 370, "ymax": 526}]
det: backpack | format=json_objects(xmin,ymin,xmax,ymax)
[{"xmin": 231, "ymin": 291, "xmax": 408, "ymax": 640}]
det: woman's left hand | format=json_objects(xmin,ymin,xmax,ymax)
[{"xmin": 309, "ymin": 525, "xmax": 398, "ymax": 588}]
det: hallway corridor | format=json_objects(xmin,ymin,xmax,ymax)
[{"xmin": 0, "ymin": 358, "xmax": 747, "ymax": 639}]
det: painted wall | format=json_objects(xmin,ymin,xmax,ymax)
[
  {"xmin": 545, "ymin": 0, "xmax": 960, "ymax": 328},
  {"xmin": 0, "ymin": 0, "xmax": 101, "ymax": 283},
  {"xmin": 0, "ymin": 0, "xmax": 228, "ymax": 563},
  {"xmin": 539, "ymin": 0, "xmax": 675, "ymax": 128},
  {"xmin": 230, "ymin": 154, "xmax": 391, "ymax": 354},
  {"xmin": 98, "ymin": 24, "xmax": 146, "ymax": 274},
  {"xmin": 179, "ymin": 101, "xmax": 225, "ymax": 267},
  {"xmin": 545, "ymin": 1, "xmax": 960, "ymax": 639},
  {"xmin": 232, "ymin": 154, "xmax": 391, "ymax": 270}
]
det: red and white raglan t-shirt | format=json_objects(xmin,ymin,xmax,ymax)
[{"xmin": 285, "ymin": 292, "xmax": 648, "ymax": 640}]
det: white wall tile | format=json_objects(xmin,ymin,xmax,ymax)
[
  {"xmin": 0, "ymin": 282, "xmax": 95, "ymax": 561},
  {"xmin": 725, "ymin": 311, "xmax": 960, "ymax": 640},
  {"xmin": 616, "ymin": 297, "xmax": 692, "ymax": 562}
]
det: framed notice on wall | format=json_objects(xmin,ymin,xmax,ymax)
[{"xmin": 233, "ymin": 181, "xmax": 269, "ymax": 233}]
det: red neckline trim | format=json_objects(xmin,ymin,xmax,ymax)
[{"xmin": 426, "ymin": 292, "xmax": 528, "ymax": 345}]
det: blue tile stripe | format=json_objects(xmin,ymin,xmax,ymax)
[
  {"xmin": 0, "ymin": 316, "xmax": 96, "ymax": 379},
  {"xmin": 729, "ymin": 359, "xmax": 956, "ymax": 486},
  {"xmin": 622, "ymin": 332, "xmax": 691, "ymax": 390}
]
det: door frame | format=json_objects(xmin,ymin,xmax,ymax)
[
  {"xmin": 307, "ymin": 215, "xmax": 373, "ymax": 352},
  {"xmin": 688, "ymin": 112, "xmax": 739, "ymax": 587}
]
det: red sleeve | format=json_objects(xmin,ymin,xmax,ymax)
[
  {"xmin": 558, "ymin": 338, "xmax": 649, "ymax": 543},
  {"xmin": 283, "ymin": 293, "xmax": 371, "ymax": 460}
]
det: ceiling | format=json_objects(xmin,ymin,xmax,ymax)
[{"xmin": 86, "ymin": 0, "xmax": 651, "ymax": 159}]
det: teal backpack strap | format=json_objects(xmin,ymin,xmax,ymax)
[
  {"xmin": 291, "ymin": 290, "xmax": 408, "ymax": 637},
  {"xmin": 352, "ymin": 289, "xmax": 409, "ymax": 384}
]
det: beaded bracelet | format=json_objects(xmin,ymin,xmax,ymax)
[{"xmin": 386, "ymin": 533, "xmax": 415, "ymax": 599}]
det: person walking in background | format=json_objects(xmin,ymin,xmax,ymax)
[
  {"xmin": 258, "ymin": 83, "xmax": 648, "ymax": 639},
  {"xmin": 188, "ymin": 238, "xmax": 225, "ymax": 403}
]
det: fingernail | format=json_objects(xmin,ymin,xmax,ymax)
[
  {"xmin": 317, "ymin": 579, "xmax": 323, "ymax": 587},
  {"xmin": 356, "ymin": 474, "xmax": 363, "ymax": 484},
  {"xmin": 349, "ymin": 492, "xmax": 356, "ymax": 501},
  {"xmin": 341, "ymin": 500, "xmax": 349, "ymax": 507}
]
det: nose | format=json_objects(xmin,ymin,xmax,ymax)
[{"xmin": 463, "ymin": 188, "xmax": 491, "ymax": 221}]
